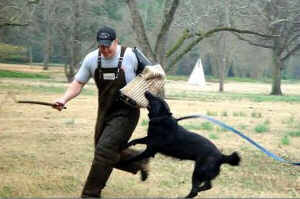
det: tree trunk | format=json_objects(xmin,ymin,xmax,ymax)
[
  {"xmin": 270, "ymin": 50, "xmax": 282, "ymax": 95},
  {"xmin": 154, "ymin": 0, "xmax": 180, "ymax": 67},
  {"xmin": 126, "ymin": 0, "xmax": 180, "ymax": 98},
  {"xmin": 73, "ymin": 0, "xmax": 81, "ymax": 70},
  {"xmin": 43, "ymin": 0, "xmax": 51, "ymax": 70},
  {"xmin": 219, "ymin": 57, "xmax": 225, "ymax": 92},
  {"xmin": 64, "ymin": 63, "xmax": 75, "ymax": 83},
  {"xmin": 67, "ymin": 27, "xmax": 75, "ymax": 83},
  {"xmin": 61, "ymin": 32, "xmax": 74, "ymax": 82},
  {"xmin": 64, "ymin": 0, "xmax": 81, "ymax": 82},
  {"xmin": 43, "ymin": 36, "xmax": 51, "ymax": 70},
  {"xmin": 126, "ymin": 0, "xmax": 155, "ymax": 61},
  {"xmin": 28, "ymin": 45, "xmax": 32, "ymax": 65}
]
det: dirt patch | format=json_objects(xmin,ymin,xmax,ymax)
[{"xmin": 0, "ymin": 63, "xmax": 63, "ymax": 73}]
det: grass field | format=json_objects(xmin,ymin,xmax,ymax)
[{"xmin": 0, "ymin": 63, "xmax": 300, "ymax": 198}]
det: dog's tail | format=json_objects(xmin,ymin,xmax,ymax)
[{"xmin": 221, "ymin": 152, "xmax": 241, "ymax": 166}]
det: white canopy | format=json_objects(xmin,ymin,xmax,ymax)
[{"xmin": 188, "ymin": 58, "xmax": 206, "ymax": 87}]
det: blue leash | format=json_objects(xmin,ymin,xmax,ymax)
[{"xmin": 176, "ymin": 114, "xmax": 300, "ymax": 166}]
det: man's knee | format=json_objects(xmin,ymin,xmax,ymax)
[{"xmin": 94, "ymin": 145, "xmax": 120, "ymax": 166}]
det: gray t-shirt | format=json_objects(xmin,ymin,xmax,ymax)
[{"xmin": 75, "ymin": 45, "xmax": 138, "ymax": 84}]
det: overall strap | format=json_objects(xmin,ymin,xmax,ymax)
[
  {"xmin": 97, "ymin": 48, "xmax": 102, "ymax": 69},
  {"xmin": 97, "ymin": 46, "xmax": 127, "ymax": 69},
  {"xmin": 118, "ymin": 46, "xmax": 127, "ymax": 68}
]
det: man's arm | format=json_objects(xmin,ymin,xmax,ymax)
[{"xmin": 54, "ymin": 80, "xmax": 85, "ymax": 111}]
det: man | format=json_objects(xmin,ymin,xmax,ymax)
[{"xmin": 54, "ymin": 26, "xmax": 150, "ymax": 198}]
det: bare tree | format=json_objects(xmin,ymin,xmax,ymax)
[
  {"xmin": 126, "ymin": 0, "xmax": 180, "ymax": 68},
  {"xmin": 166, "ymin": 0, "xmax": 284, "ymax": 94},
  {"xmin": 48, "ymin": 0, "xmax": 94, "ymax": 82},
  {"xmin": 53, "ymin": 0, "xmax": 125, "ymax": 82},
  {"xmin": 167, "ymin": 1, "xmax": 273, "ymax": 66},
  {"xmin": 42, "ymin": 0, "xmax": 57, "ymax": 70},
  {"xmin": 54, "ymin": 0, "xmax": 82, "ymax": 82},
  {"xmin": 0, "ymin": 0, "xmax": 39, "ymax": 28},
  {"xmin": 203, "ymin": 1, "xmax": 236, "ymax": 92},
  {"xmin": 125, "ymin": 0, "xmax": 180, "ymax": 97},
  {"xmin": 126, "ymin": 0, "xmax": 275, "ymax": 94},
  {"xmin": 0, "ymin": 0, "xmax": 39, "ymax": 64},
  {"xmin": 232, "ymin": 0, "xmax": 300, "ymax": 95}
]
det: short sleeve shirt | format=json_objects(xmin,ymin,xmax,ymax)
[{"xmin": 75, "ymin": 45, "xmax": 138, "ymax": 84}]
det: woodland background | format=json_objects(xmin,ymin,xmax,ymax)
[{"xmin": 1, "ymin": 0, "xmax": 300, "ymax": 95}]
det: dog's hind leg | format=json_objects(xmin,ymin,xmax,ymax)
[
  {"xmin": 185, "ymin": 162, "xmax": 203, "ymax": 198},
  {"xmin": 185, "ymin": 160, "xmax": 216, "ymax": 198},
  {"xmin": 198, "ymin": 181, "xmax": 212, "ymax": 192}
]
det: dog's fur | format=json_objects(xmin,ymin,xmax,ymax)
[{"xmin": 119, "ymin": 91, "xmax": 241, "ymax": 198}]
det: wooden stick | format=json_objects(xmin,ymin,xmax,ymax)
[{"xmin": 17, "ymin": 100, "xmax": 66, "ymax": 109}]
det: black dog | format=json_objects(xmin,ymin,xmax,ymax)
[{"xmin": 119, "ymin": 91, "xmax": 241, "ymax": 198}]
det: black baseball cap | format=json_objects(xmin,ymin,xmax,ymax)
[{"xmin": 96, "ymin": 26, "xmax": 116, "ymax": 47}]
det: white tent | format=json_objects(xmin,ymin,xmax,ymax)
[{"xmin": 188, "ymin": 58, "xmax": 206, "ymax": 86}]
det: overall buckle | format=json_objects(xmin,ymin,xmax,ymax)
[{"xmin": 119, "ymin": 94, "xmax": 138, "ymax": 108}]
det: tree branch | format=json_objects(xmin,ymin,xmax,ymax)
[
  {"xmin": 166, "ymin": 36, "xmax": 204, "ymax": 72},
  {"xmin": 0, "ymin": 0, "xmax": 40, "ymax": 29},
  {"xmin": 199, "ymin": 27, "xmax": 277, "ymax": 38},
  {"xmin": 0, "ymin": 22, "xmax": 29, "ymax": 28},
  {"xmin": 166, "ymin": 28, "xmax": 191, "ymax": 57},
  {"xmin": 154, "ymin": 0, "xmax": 179, "ymax": 62},
  {"xmin": 281, "ymin": 43, "xmax": 300, "ymax": 62},
  {"xmin": 232, "ymin": 32, "xmax": 273, "ymax": 48},
  {"xmin": 166, "ymin": 26, "xmax": 276, "ymax": 70}
]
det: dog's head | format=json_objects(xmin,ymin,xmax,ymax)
[{"xmin": 145, "ymin": 91, "xmax": 171, "ymax": 118}]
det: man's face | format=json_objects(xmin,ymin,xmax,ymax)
[{"xmin": 99, "ymin": 39, "xmax": 118, "ymax": 59}]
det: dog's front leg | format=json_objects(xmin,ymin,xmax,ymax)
[
  {"xmin": 119, "ymin": 148, "xmax": 155, "ymax": 165},
  {"xmin": 123, "ymin": 137, "xmax": 150, "ymax": 149}
]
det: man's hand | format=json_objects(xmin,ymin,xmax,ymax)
[
  {"xmin": 52, "ymin": 80, "xmax": 84, "ymax": 111},
  {"xmin": 53, "ymin": 99, "xmax": 66, "ymax": 111}
]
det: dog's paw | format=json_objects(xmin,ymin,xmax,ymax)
[
  {"xmin": 121, "ymin": 142, "xmax": 136, "ymax": 150},
  {"xmin": 140, "ymin": 168, "xmax": 149, "ymax": 181}
]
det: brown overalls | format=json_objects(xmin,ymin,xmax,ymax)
[{"xmin": 81, "ymin": 46, "xmax": 149, "ymax": 198}]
